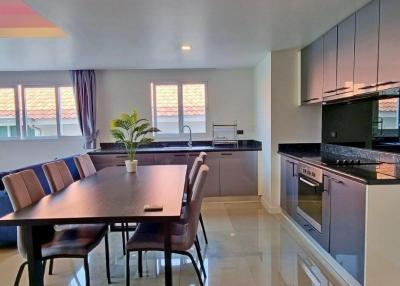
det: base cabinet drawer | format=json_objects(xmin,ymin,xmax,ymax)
[{"xmin": 203, "ymin": 152, "xmax": 220, "ymax": 197}]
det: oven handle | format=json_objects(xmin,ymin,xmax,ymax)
[{"xmin": 299, "ymin": 177, "xmax": 319, "ymax": 188}]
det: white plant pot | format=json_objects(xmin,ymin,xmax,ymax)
[{"xmin": 125, "ymin": 160, "xmax": 138, "ymax": 173}]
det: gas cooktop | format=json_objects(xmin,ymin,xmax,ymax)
[{"xmin": 303, "ymin": 155, "xmax": 382, "ymax": 166}]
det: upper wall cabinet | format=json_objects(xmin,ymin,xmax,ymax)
[
  {"xmin": 336, "ymin": 14, "xmax": 355, "ymax": 97},
  {"xmin": 354, "ymin": 0, "xmax": 379, "ymax": 95},
  {"xmin": 301, "ymin": 37, "xmax": 323, "ymax": 105},
  {"xmin": 323, "ymin": 27, "xmax": 338, "ymax": 98},
  {"xmin": 378, "ymin": 0, "xmax": 400, "ymax": 91}
]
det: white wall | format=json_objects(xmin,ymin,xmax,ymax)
[
  {"xmin": 96, "ymin": 69, "xmax": 255, "ymax": 142},
  {"xmin": 0, "ymin": 71, "xmax": 86, "ymax": 171},
  {"xmin": 254, "ymin": 49, "xmax": 321, "ymax": 212}
]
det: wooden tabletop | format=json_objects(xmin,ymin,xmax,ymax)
[{"xmin": 0, "ymin": 165, "xmax": 187, "ymax": 226}]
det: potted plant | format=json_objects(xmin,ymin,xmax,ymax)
[{"xmin": 110, "ymin": 110, "xmax": 159, "ymax": 173}]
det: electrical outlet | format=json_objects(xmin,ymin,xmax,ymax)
[{"xmin": 237, "ymin": 130, "xmax": 244, "ymax": 135}]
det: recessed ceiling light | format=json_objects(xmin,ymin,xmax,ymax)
[{"xmin": 181, "ymin": 45, "xmax": 192, "ymax": 51}]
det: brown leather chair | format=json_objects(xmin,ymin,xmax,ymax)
[
  {"xmin": 125, "ymin": 165, "xmax": 209, "ymax": 286},
  {"xmin": 188, "ymin": 154, "xmax": 208, "ymax": 244},
  {"xmin": 2, "ymin": 169, "xmax": 111, "ymax": 286},
  {"xmin": 74, "ymin": 154, "xmax": 97, "ymax": 179},
  {"xmin": 73, "ymin": 154, "xmax": 131, "ymax": 255},
  {"xmin": 42, "ymin": 160, "xmax": 74, "ymax": 193}
]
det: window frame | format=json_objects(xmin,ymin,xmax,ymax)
[
  {"xmin": 0, "ymin": 86, "xmax": 20, "ymax": 140},
  {"xmin": 0, "ymin": 84, "xmax": 81, "ymax": 141},
  {"xmin": 151, "ymin": 81, "xmax": 208, "ymax": 136}
]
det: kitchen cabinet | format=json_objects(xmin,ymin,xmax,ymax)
[
  {"xmin": 336, "ymin": 14, "xmax": 355, "ymax": 97},
  {"xmin": 323, "ymin": 26, "xmax": 338, "ymax": 98},
  {"xmin": 354, "ymin": 0, "xmax": 379, "ymax": 95},
  {"xmin": 327, "ymin": 171, "xmax": 365, "ymax": 285},
  {"xmin": 301, "ymin": 37, "xmax": 323, "ymax": 104},
  {"xmin": 90, "ymin": 153, "xmax": 155, "ymax": 170},
  {"xmin": 220, "ymin": 151, "xmax": 258, "ymax": 196},
  {"xmin": 154, "ymin": 153, "xmax": 188, "ymax": 165},
  {"xmin": 280, "ymin": 157, "xmax": 298, "ymax": 217},
  {"xmin": 202, "ymin": 152, "xmax": 220, "ymax": 197},
  {"xmin": 378, "ymin": 0, "xmax": 400, "ymax": 91}
]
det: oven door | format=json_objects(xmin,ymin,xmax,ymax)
[
  {"xmin": 296, "ymin": 174, "xmax": 330, "ymax": 251},
  {"xmin": 297, "ymin": 175, "xmax": 324, "ymax": 232}
]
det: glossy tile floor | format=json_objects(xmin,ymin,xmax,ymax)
[{"xmin": 0, "ymin": 201, "xmax": 349, "ymax": 285}]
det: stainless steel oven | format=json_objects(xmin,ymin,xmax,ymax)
[{"xmin": 296, "ymin": 163, "xmax": 330, "ymax": 250}]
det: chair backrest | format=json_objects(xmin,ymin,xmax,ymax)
[
  {"xmin": 187, "ymin": 165, "xmax": 209, "ymax": 246},
  {"xmin": 199, "ymin": 152, "xmax": 207, "ymax": 164},
  {"xmin": 2, "ymin": 170, "xmax": 48, "ymax": 258},
  {"xmin": 74, "ymin": 154, "xmax": 97, "ymax": 179},
  {"xmin": 42, "ymin": 160, "xmax": 74, "ymax": 193},
  {"xmin": 188, "ymin": 157, "xmax": 203, "ymax": 190}
]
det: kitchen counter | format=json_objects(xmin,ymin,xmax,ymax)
[
  {"xmin": 89, "ymin": 140, "xmax": 262, "ymax": 155},
  {"xmin": 278, "ymin": 143, "xmax": 400, "ymax": 185}
]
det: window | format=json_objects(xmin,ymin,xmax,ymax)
[
  {"xmin": 151, "ymin": 82, "xmax": 207, "ymax": 134},
  {"xmin": 0, "ymin": 85, "xmax": 81, "ymax": 140},
  {"xmin": 0, "ymin": 88, "xmax": 18, "ymax": 138}
]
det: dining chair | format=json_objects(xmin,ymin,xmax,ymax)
[
  {"xmin": 2, "ymin": 169, "xmax": 111, "ymax": 286},
  {"xmin": 74, "ymin": 154, "xmax": 131, "ymax": 255},
  {"xmin": 189, "ymin": 154, "xmax": 208, "ymax": 244},
  {"xmin": 42, "ymin": 161, "xmax": 111, "ymax": 284},
  {"xmin": 73, "ymin": 154, "xmax": 97, "ymax": 178},
  {"xmin": 125, "ymin": 164, "xmax": 209, "ymax": 286}
]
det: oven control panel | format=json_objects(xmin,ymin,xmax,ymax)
[{"xmin": 298, "ymin": 163, "xmax": 323, "ymax": 183}]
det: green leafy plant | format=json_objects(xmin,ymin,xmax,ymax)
[{"xmin": 110, "ymin": 110, "xmax": 160, "ymax": 161}]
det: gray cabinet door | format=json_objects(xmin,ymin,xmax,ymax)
[
  {"xmin": 220, "ymin": 152, "xmax": 258, "ymax": 196},
  {"xmin": 286, "ymin": 160, "xmax": 298, "ymax": 218},
  {"xmin": 328, "ymin": 172, "xmax": 365, "ymax": 285},
  {"xmin": 203, "ymin": 152, "xmax": 220, "ymax": 197},
  {"xmin": 301, "ymin": 37, "xmax": 323, "ymax": 104},
  {"xmin": 378, "ymin": 0, "xmax": 400, "ymax": 91},
  {"xmin": 154, "ymin": 153, "xmax": 188, "ymax": 165},
  {"xmin": 136, "ymin": 154, "xmax": 156, "ymax": 166},
  {"xmin": 280, "ymin": 158, "xmax": 288, "ymax": 212},
  {"xmin": 337, "ymin": 14, "xmax": 355, "ymax": 96},
  {"xmin": 323, "ymin": 26, "xmax": 338, "ymax": 98},
  {"xmin": 354, "ymin": 0, "xmax": 379, "ymax": 95}
]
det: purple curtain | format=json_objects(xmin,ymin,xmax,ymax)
[{"xmin": 71, "ymin": 70, "xmax": 98, "ymax": 149}]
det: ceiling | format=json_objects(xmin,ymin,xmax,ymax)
[{"xmin": 0, "ymin": 0, "xmax": 370, "ymax": 71}]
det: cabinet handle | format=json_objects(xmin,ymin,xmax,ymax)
[
  {"xmin": 174, "ymin": 154, "xmax": 186, "ymax": 157},
  {"xmin": 324, "ymin": 88, "xmax": 337, "ymax": 94},
  {"xmin": 359, "ymin": 84, "xmax": 378, "ymax": 90},
  {"xmin": 330, "ymin": 178, "xmax": 344, "ymax": 184},
  {"xmin": 116, "ymin": 155, "xmax": 128, "ymax": 158},
  {"xmin": 221, "ymin": 153, "xmax": 233, "ymax": 156},
  {"xmin": 302, "ymin": 98, "xmax": 319, "ymax": 103},
  {"xmin": 335, "ymin": 86, "xmax": 350, "ymax": 91},
  {"xmin": 376, "ymin": 81, "xmax": 399, "ymax": 87}
]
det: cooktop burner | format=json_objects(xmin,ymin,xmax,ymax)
[{"xmin": 303, "ymin": 155, "xmax": 382, "ymax": 166}]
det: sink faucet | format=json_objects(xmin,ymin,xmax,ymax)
[{"xmin": 182, "ymin": 125, "xmax": 192, "ymax": 148}]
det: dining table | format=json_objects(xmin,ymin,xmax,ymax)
[{"xmin": 0, "ymin": 165, "xmax": 188, "ymax": 286}]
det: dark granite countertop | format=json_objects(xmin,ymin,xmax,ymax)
[
  {"xmin": 278, "ymin": 143, "xmax": 400, "ymax": 185},
  {"xmin": 89, "ymin": 140, "xmax": 262, "ymax": 155}
]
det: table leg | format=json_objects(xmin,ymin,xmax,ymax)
[
  {"xmin": 164, "ymin": 222, "xmax": 172, "ymax": 286},
  {"xmin": 24, "ymin": 225, "xmax": 44, "ymax": 286}
]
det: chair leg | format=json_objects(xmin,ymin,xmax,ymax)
[
  {"xmin": 84, "ymin": 257, "xmax": 90, "ymax": 286},
  {"xmin": 48, "ymin": 258, "xmax": 54, "ymax": 275},
  {"xmin": 138, "ymin": 251, "xmax": 143, "ymax": 277},
  {"xmin": 194, "ymin": 240, "xmax": 207, "ymax": 278},
  {"xmin": 122, "ymin": 224, "xmax": 126, "ymax": 255},
  {"xmin": 125, "ymin": 251, "xmax": 130, "ymax": 286},
  {"xmin": 42, "ymin": 259, "xmax": 47, "ymax": 276},
  {"xmin": 184, "ymin": 251, "xmax": 204, "ymax": 286},
  {"xmin": 196, "ymin": 234, "xmax": 201, "ymax": 251},
  {"xmin": 104, "ymin": 232, "xmax": 111, "ymax": 284},
  {"xmin": 14, "ymin": 261, "xmax": 27, "ymax": 286},
  {"xmin": 199, "ymin": 213, "xmax": 208, "ymax": 244},
  {"xmin": 125, "ymin": 223, "xmax": 129, "ymax": 242}
]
